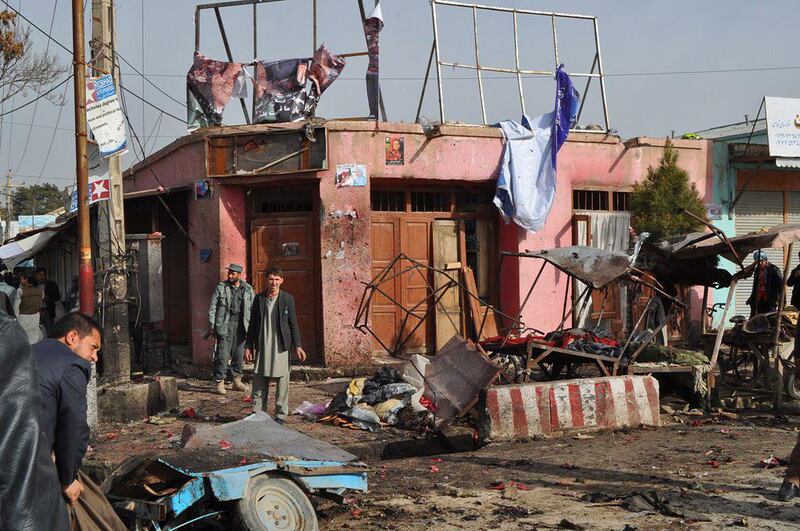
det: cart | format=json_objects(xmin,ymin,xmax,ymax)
[{"xmin": 104, "ymin": 413, "xmax": 368, "ymax": 530}]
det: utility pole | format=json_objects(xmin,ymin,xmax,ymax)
[
  {"xmin": 3, "ymin": 172, "xmax": 11, "ymax": 243},
  {"xmin": 73, "ymin": 0, "xmax": 94, "ymax": 315},
  {"xmin": 91, "ymin": 0, "xmax": 130, "ymax": 384}
]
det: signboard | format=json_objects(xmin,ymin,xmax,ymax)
[
  {"xmin": 706, "ymin": 203, "xmax": 722, "ymax": 221},
  {"xmin": 86, "ymin": 74, "xmax": 128, "ymax": 158},
  {"xmin": 335, "ymin": 164, "xmax": 367, "ymax": 187},
  {"xmin": 69, "ymin": 145, "xmax": 110, "ymax": 212},
  {"xmin": 765, "ymin": 97, "xmax": 800, "ymax": 158}
]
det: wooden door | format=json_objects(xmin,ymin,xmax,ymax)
[
  {"xmin": 400, "ymin": 218, "xmax": 432, "ymax": 353},
  {"xmin": 251, "ymin": 215, "xmax": 320, "ymax": 362},
  {"xmin": 160, "ymin": 196, "xmax": 190, "ymax": 343},
  {"xmin": 370, "ymin": 217, "xmax": 401, "ymax": 353},
  {"xmin": 432, "ymin": 220, "xmax": 462, "ymax": 350}
]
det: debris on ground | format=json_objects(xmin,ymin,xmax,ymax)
[
  {"xmin": 623, "ymin": 490, "xmax": 710, "ymax": 521},
  {"xmin": 760, "ymin": 455, "xmax": 788, "ymax": 468}
]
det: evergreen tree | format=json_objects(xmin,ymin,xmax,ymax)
[
  {"xmin": 630, "ymin": 140, "xmax": 707, "ymax": 240},
  {"xmin": 13, "ymin": 183, "xmax": 63, "ymax": 215}
]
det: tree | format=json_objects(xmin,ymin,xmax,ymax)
[
  {"xmin": 0, "ymin": 11, "xmax": 68, "ymax": 106},
  {"xmin": 13, "ymin": 183, "xmax": 63, "ymax": 215},
  {"xmin": 630, "ymin": 140, "xmax": 707, "ymax": 240}
]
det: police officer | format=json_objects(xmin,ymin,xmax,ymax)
[{"xmin": 207, "ymin": 264, "xmax": 254, "ymax": 395}]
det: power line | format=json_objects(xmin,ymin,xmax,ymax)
[
  {"xmin": 0, "ymin": 75, "xmax": 73, "ymax": 117},
  {"xmin": 33, "ymin": 81, "xmax": 70, "ymax": 184},
  {"xmin": 115, "ymin": 51, "xmax": 188, "ymax": 111},
  {"xmin": 14, "ymin": 0, "xmax": 60, "ymax": 175},
  {"xmin": 0, "ymin": 0, "xmax": 71, "ymax": 55},
  {"xmin": 118, "ymin": 83, "xmax": 186, "ymax": 124}
]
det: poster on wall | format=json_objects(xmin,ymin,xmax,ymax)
[
  {"xmin": 69, "ymin": 144, "xmax": 110, "ymax": 213},
  {"xmin": 195, "ymin": 179, "xmax": 213, "ymax": 200},
  {"xmin": 86, "ymin": 74, "xmax": 128, "ymax": 158},
  {"xmin": 765, "ymin": 97, "xmax": 800, "ymax": 158},
  {"xmin": 335, "ymin": 163, "xmax": 367, "ymax": 187},
  {"xmin": 385, "ymin": 136, "xmax": 404, "ymax": 165}
]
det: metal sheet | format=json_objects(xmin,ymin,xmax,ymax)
[
  {"xmin": 673, "ymin": 223, "xmax": 800, "ymax": 262},
  {"xmin": 177, "ymin": 412, "xmax": 359, "ymax": 467},
  {"xmin": 515, "ymin": 246, "xmax": 632, "ymax": 288},
  {"xmin": 422, "ymin": 335, "xmax": 500, "ymax": 423}
]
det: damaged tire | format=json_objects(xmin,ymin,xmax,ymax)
[
  {"xmin": 786, "ymin": 372, "xmax": 800, "ymax": 400},
  {"xmin": 235, "ymin": 475, "xmax": 318, "ymax": 531}
]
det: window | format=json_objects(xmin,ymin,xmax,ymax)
[
  {"xmin": 371, "ymin": 191, "xmax": 405, "ymax": 212},
  {"xmin": 573, "ymin": 189, "xmax": 630, "ymax": 212},
  {"xmin": 573, "ymin": 190, "xmax": 608, "ymax": 211},
  {"xmin": 612, "ymin": 192, "xmax": 630, "ymax": 212},
  {"xmin": 252, "ymin": 189, "xmax": 313, "ymax": 214},
  {"xmin": 411, "ymin": 191, "xmax": 449, "ymax": 212},
  {"xmin": 455, "ymin": 190, "xmax": 493, "ymax": 212}
]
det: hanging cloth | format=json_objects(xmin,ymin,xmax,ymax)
[
  {"xmin": 363, "ymin": 3, "xmax": 383, "ymax": 120},
  {"xmin": 186, "ymin": 52, "xmax": 244, "ymax": 131},
  {"xmin": 253, "ymin": 45, "xmax": 345, "ymax": 124}
]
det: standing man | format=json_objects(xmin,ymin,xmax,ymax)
[
  {"xmin": 245, "ymin": 266, "xmax": 306, "ymax": 423},
  {"xmin": 32, "ymin": 313, "xmax": 126, "ymax": 529},
  {"xmin": 208, "ymin": 263, "xmax": 255, "ymax": 395},
  {"xmin": 36, "ymin": 266, "xmax": 62, "ymax": 329},
  {"xmin": 17, "ymin": 274, "xmax": 43, "ymax": 343},
  {"xmin": 746, "ymin": 250, "xmax": 783, "ymax": 318}
]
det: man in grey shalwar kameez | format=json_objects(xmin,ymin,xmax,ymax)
[{"xmin": 245, "ymin": 266, "xmax": 306, "ymax": 422}]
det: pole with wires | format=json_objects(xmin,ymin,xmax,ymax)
[{"xmin": 73, "ymin": 0, "xmax": 94, "ymax": 315}]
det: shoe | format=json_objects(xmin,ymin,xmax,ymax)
[
  {"xmin": 214, "ymin": 381, "xmax": 227, "ymax": 395},
  {"xmin": 778, "ymin": 479, "xmax": 800, "ymax": 501},
  {"xmin": 232, "ymin": 377, "xmax": 247, "ymax": 392}
]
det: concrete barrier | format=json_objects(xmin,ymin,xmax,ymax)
[{"xmin": 481, "ymin": 375, "xmax": 660, "ymax": 441}]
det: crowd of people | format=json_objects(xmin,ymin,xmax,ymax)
[{"xmin": 0, "ymin": 265, "xmax": 80, "ymax": 343}]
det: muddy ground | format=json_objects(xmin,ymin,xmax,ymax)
[{"xmin": 87, "ymin": 378, "xmax": 800, "ymax": 530}]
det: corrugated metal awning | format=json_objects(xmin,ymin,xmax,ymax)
[{"xmin": 0, "ymin": 219, "xmax": 72, "ymax": 269}]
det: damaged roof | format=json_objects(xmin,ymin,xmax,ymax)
[{"xmin": 666, "ymin": 224, "xmax": 800, "ymax": 263}]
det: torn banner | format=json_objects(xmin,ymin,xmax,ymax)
[
  {"xmin": 253, "ymin": 45, "xmax": 345, "ymax": 123},
  {"xmin": 85, "ymin": 75, "xmax": 128, "ymax": 158},
  {"xmin": 186, "ymin": 52, "xmax": 245, "ymax": 131},
  {"xmin": 493, "ymin": 64, "xmax": 579, "ymax": 232},
  {"xmin": 363, "ymin": 3, "xmax": 384, "ymax": 120}
]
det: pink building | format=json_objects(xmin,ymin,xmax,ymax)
[{"xmin": 123, "ymin": 121, "xmax": 713, "ymax": 370}]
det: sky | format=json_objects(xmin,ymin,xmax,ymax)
[{"xmin": 3, "ymin": 0, "xmax": 800, "ymax": 189}]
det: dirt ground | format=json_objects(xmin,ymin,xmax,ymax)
[{"xmin": 87, "ymin": 377, "xmax": 800, "ymax": 530}]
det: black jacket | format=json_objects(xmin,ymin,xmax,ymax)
[
  {"xmin": 787, "ymin": 265, "xmax": 800, "ymax": 309},
  {"xmin": 0, "ymin": 316, "xmax": 69, "ymax": 530},
  {"xmin": 746, "ymin": 262, "xmax": 783, "ymax": 314},
  {"xmin": 32, "ymin": 339, "xmax": 91, "ymax": 487},
  {"xmin": 246, "ymin": 290, "xmax": 302, "ymax": 352}
]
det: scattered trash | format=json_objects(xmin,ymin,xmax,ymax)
[
  {"xmin": 706, "ymin": 459, "xmax": 720, "ymax": 469},
  {"xmin": 572, "ymin": 433, "xmax": 594, "ymax": 440},
  {"xmin": 760, "ymin": 455, "xmax": 787, "ymax": 469},
  {"xmin": 557, "ymin": 519, "xmax": 586, "ymax": 530},
  {"xmin": 105, "ymin": 432, "xmax": 118, "ymax": 441},
  {"xmin": 581, "ymin": 492, "xmax": 620, "ymax": 503},
  {"xmin": 430, "ymin": 457, "xmax": 443, "ymax": 463},
  {"xmin": 729, "ymin": 517, "xmax": 749, "ymax": 527},
  {"xmin": 218, "ymin": 439, "xmax": 232, "ymax": 450},
  {"xmin": 623, "ymin": 491, "xmax": 710, "ymax": 521},
  {"xmin": 242, "ymin": 395, "xmax": 253, "ymax": 403},
  {"xmin": 350, "ymin": 507, "xmax": 363, "ymax": 518},
  {"xmin": 561, "ymin": 462, "xmax": 578, "ymax": 470},
  {"xmin": 429, "ymin": 465, "xmax": 439, "ymax": 473},
  {"xmin": 146, "ymin": 416, "xmax": 175, "ymax": 425},
  {"xmin": 292, "ymin": 400, "xmax": 327, "ymax": 419},
  {"xmin": 181, "ymin": 407, "xmax": 197, "ymax": 419}
]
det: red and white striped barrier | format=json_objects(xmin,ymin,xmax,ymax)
[{"xmin": 481, "ymin": 376, "xmax": 660, "ymax": 441}]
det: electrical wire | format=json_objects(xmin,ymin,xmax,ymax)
[
  {"xmin": 0, "ymin": 75, "xmax": 73, "ymax": 117},
  {"xmin": 13, "ymin": 0, "xmax": 60, "ymax": 174},
  {"xmin": 0, "ymin": 0, "xmax": 71, "ymax": 55},
  {"xmin": 119, "ymin": 84, "xmax": 186, "ymax": 124},
  {"xmin": 115, "ymin": 51, "xmax": 187, "ymax": 111},
  {"xmin": 32, "ymin": 81, "xmax": 70, "ymax": 184}
]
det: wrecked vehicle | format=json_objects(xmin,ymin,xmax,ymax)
[{"xmin": 104, "ymin": 413, "xmax": 367, "ymax": 530}]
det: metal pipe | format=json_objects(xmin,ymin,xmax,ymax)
[
  {"xmin": 415, "ymin": 40, "xmax": 436, "ymax": 124},
  {"xmin": 194, "ymin": 6, "xmax": 201, "ymax": 51},
  {"xmin": 312, "ymin": 0, "xmax": 317, "ymax": 51},
  {"xmin": 214, "ymin": 7, "xmax": 251, "ymax": 124},
  {"xmin": 707, "ymin": 279, "xmax": 737, "ymax": 403},
  {"xmin": 593, "ymin": 18, "xmax": 611, "ymax": 131},
  {"xmin": 438, "ymin": 61, "xmax": 600, "ymax": 77},
  {"xmin": 772, "ymin": 242, "xmax": 793, "ymax": 409},
  {"xmin": 432, "ymin": 0, "xmax": 596, "ymax": 20},
  {"xmin": 551, "ymin": 14, "xmax": 559, "ymax": 67},
  {"xmin": 512, "ymin": 11, "xmax": 525, "ymax": 115},
  {"xmin": 472, "ymin": 6, "xmax": 487, "ymax": 125},
  {"xmin": 575, "ymin": 53, "xmax": 597, "ymax": 125},
  {"xmin": 73, "ymin": 0, "xmax": 94, "ymax": 314},
  {"xmin": 430, "ymin": 0, "xmax": 445, "ymax": 122}
]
